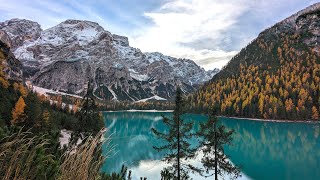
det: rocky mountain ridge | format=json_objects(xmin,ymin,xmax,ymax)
[
  {"xmin": 0, "ymin": 19, "xmax": 218, "ymax": 101},
  {"xmin": 210, "ymin": 2, "xmax": 320, "ymax": 81},
  {"xmin": 0, "ymin": 31, "xmax": 22, "ymax": 83}
]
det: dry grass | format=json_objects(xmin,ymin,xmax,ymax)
[
  {"xmin": 0, "ymin": 129, "xmax": 50, "ymax": 180},
  {"xmin": 58, "ymin": 128, "xmax": 111, "ymax": 180},
  {"xmin": 0, "ymin": 128, "xmax": 112, "ymax": 180}
]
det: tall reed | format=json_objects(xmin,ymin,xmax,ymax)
[
  {"xmin": 0, "ymin": 129, "xmax": 52, "ymax": 180},
  {"xmin": 59, "ymin": 129, "xmax": 110, "ymax": 180},
  {"xmin": 0, "ymin": 128, "xmax": 110, "ymax": 180}
]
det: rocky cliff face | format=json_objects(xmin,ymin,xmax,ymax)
[
  {"xmin": 266, "ymin": 3, "xmax": 320, "ymax": 54},
  {"xmin": 0, "ymin": 32, "xmax": 23, "ymax": 82},
  {"xmin": 0, "ymin": 19, "xmax": 218, "ymax": 101},
  {"xmin": 0, "ymin": 19, "xmax": 42, "ymax": 51}
]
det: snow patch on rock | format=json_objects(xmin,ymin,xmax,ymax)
[
  {"xmin": 136, "ymin": 95, "xmax": 167, "ymax": 102},
  {"xmin": 0, "ymin": 18, "xmax": 220, "ymax": 102},
  {"xmin": 59, "ymin": 129, "xmax": 72, "ymax": 148},
  {"xmin": 27, "ymin": 81, "xmax": 83, "ymax": 98},
  {"xmin": 107, "ymin": 86, "xmax": 118, "ymax": 101},
  {"xmin": 130, "ymin": 73, "xmax": 149, "ymax": 81}
]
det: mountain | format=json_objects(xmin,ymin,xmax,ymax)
[
  {"xmin": 0, "ymin": 19, "xmax": 41, "ymax": 51},
  {"xmin": 0, "ymin": 36, "xmax": 105, "ymax": 178},
  {"xmin": 0, "ymin": 19, "xmax": 218, "ymax": 102},
  {"xmin": 187, "ymin": 3, "xmax": 320, "ymax": 120},
  {"xmin": 0, "ymin": 31, "xmax": 23, "ymax": 83},
  {"xmin": 0, "ymin": 37, "xmax": 24, "ymax": 124}
]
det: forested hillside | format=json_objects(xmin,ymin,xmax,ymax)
[
  {"xmin": 0, "ymin": 38, "xmax": 107, "ymax": 178},
  {"xmin": 0, "ymin": 44, "xmax": 89, "ymax": 137},
  {"xmin": 187, "ymin": 5, "xmax": 320, "ymax": 120}
]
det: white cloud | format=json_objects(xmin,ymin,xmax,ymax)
[
  {"xmin": 0, "ymin": 0, "xmax": 316, "ymax": 70},
  {"xmin": 130, "ymin": 0, "xmax": 253, "ymax": 70},
  {"xmin": 130, "ymin": 150, "xmax": 251, "ymax": 179}
]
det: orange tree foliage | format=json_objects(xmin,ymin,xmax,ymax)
[
  {"xmin": 13, "ymin": 82, "xmax": 27, "ymax": 97},
  {"xmin": 11, "ymin": 96, "xmax": 26, "ymax": 125},
  {"xmin": 312, "ymin": 106, "xmax": 319, "ymax": 120},
  {"xmin": 188, "ymin": 28, "xmax": 320, "ymax": 121}
]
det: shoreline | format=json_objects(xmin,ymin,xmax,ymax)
[
  {"xmin": 103, "ymin": 110, "xmax": 319, "ymax": 123},
  {"xmin": 104, "ymin": 109, "xmax": 174, "ymax": 112},
  {"xmin": 218, "ymin": 116, "xmax": 320, "ymax": 123}
]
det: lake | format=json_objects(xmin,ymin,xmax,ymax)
[{"xmin": 101, "ymin": 111, "xmax": 320, "ymax": 180}]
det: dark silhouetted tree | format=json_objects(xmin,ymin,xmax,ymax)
[
  {"xmin": 77, "ymin": 81, "xmax": 104, "ymax": 134},
  {"xmin": 152, "ymin": 87, "xmax": 196, "ymax": 179},
  {"xmin": 197, "ymin": 111, "xmax": 241, "ymax": 180}
]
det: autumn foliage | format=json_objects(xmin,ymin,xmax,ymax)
[
  {"xmin": 11, "ymin": 96, "xmax": 26, "ymax": 125},
  {"xmin": 188, "ymin": 27, "xmax": 320, "ymax": 121}
]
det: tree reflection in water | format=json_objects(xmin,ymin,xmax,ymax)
[{"xmin": 101, "ymin": 112, "xmax": 320, "ymax": 180}]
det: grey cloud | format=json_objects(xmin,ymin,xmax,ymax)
[
  {"xmin": 178, "ymin": 0, "xmax": 317, "ymax": 57},
  {"xmin": 179, "ymin": 38, "xmax": 219, "ymax": 51},
  {"xmin": 197, "ymin": 54, "xmax": 235, "ymax": 66},
  {"xmin": 178, "ymin": 28, "xmax": 255, "ymax": 52}
]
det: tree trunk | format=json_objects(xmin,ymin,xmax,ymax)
[
  {"xmin": 178, "ymin": 117, "xmax": 181, "ymax": 180},
  {"xmin": 214, "ymin": 121, "xmax": 218, "ymax": 180}
]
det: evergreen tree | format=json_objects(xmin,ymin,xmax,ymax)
[
  {"xmin": 100, "ymin": 165, "xmax": 133, "ymax": 180},
  {"xmin": 24, "ymin": 92, "xmax": 42, "ymax": 128},
  {"xmin": 77, "ymin": 81, "xmax": 104, "ymax": 134},
  {"xmin": 152, "ymin": 87, "xmax": 196, "ymax": 179},
  {"xmin": 197, "ymin": 112, "xmax": 240, "ymax": 180}
]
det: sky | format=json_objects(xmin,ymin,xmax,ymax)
[{"xmin": 0, "ymin": 0, "xmax": 317, "ymax": 70}]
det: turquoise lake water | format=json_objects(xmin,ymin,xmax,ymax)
[{"xmin": 101, "ymin": 111, "xmax": 320, "ymax": 180}]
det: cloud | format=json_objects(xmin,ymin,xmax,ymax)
[
  {"xmin": 195, "ymin": 51, "xmax": 238, "ymax": 70},
  {"xmin": 130, "ymin": 0, "xmax": 316, "ymax": 70},
  {"xmin": 0, "ymin": 0, "xmax": 316, "ymax": 70},
  {"xmin": 130, "ymin": 0, "xmax": 253, "ymax": 70}
]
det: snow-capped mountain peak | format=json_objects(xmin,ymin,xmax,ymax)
[{"xmin": 0, "ymin": 18, "xmax": 219, "ymax": 101}]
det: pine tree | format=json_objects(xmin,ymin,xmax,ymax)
[
  {"xmin": 197, "ymin": 112, "xmax": 241, "ymax": 180},
  {"xmin": 11, "ymin": 96, "xmax": 26, "ymax": 125},
  {"xmin": 100, "ymin": 165, "xmax": 133, "ymax": 180},
  {"xmin": 24, "ymin": 92, "xmax": 42, "ymax": 127},
  {"xmin": 77, "ymin": 81, "xmax": 104, "ymax": 134},
  {"xmin": 152, "ymin": 87, "xmax": 196, "ymax": 179}
]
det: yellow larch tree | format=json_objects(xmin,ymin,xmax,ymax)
[
  {"xmin": 11, "ymin": 96, "xmax": 27, "ymax": 125},
  {"xmin": 311, "ymin": 106, "xmax": 319, "ymax": 120}
]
